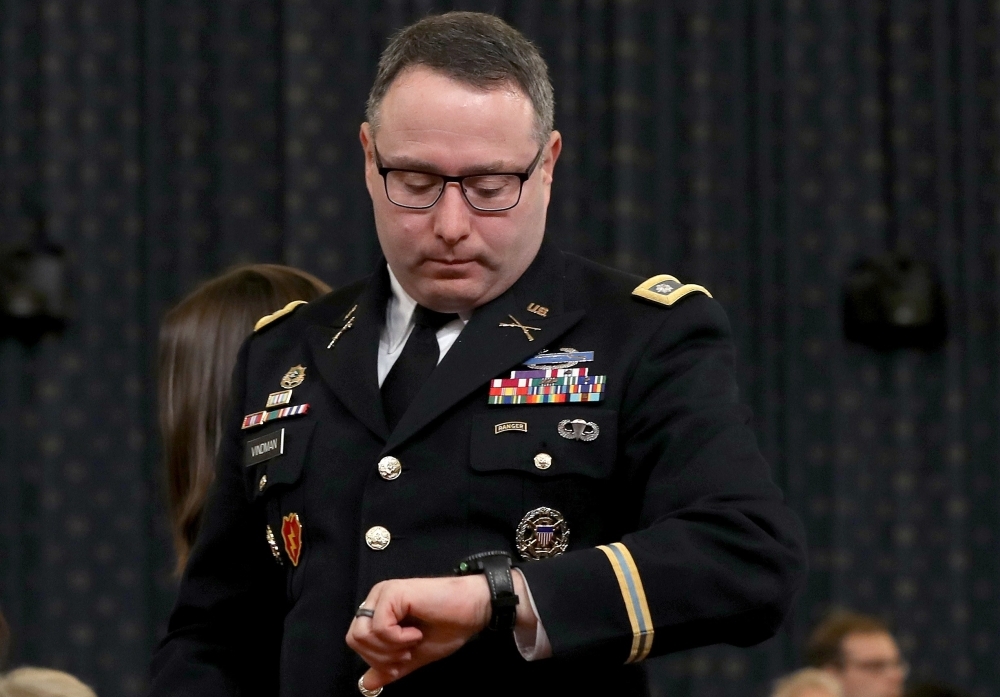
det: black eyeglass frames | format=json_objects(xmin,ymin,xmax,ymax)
[{"xmin": 373, "ymin": 144, "xmax": 545, "ymax": 212}]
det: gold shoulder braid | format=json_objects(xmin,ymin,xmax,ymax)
[
  {"xmin": 254, "ymin": 300, "xmax": 309, "ymax": 332},
  {"xmin": 631, "ymin": 275, "xmax": 711, "ymax": 307}
]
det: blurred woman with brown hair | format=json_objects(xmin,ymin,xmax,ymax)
[{"xmin": 159, "ymin": 264, "xmax": 330, "ymax": 575}]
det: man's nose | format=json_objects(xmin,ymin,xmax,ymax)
[{"xmin": 433, "ymin": 183, "xmax": 472, "ymax": 243}]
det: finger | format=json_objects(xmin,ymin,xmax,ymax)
[
  {"xmin": 356, "ymin": 648, "xmax": 413, "ymax": 668},
  {"xmin": 370, "ymin": 585, "xmax": 424, "ymax": 645},
  {"xmin": 362, "ymin": 664, "xmax": 415, "ymax": 691},
  {"xmin": 348, "ymin": 614, "xmax": 422, "ymax": 653}
]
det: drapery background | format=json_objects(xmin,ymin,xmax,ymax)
[{"xmin": 1, "ymin": 1, "xmax": 997, "ymax": 695}]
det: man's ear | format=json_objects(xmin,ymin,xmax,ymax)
[
  {"xmin": 541, "ymin": 130, "xmax": 562, "ymax": 184},
  {"xmin": 359, "ymin": 123, "xmax": 376, "ymax": 198}
]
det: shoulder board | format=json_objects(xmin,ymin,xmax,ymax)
[
  {"xmin": 254, "ymin": 300, "xmax": 308, "ymax": 332},
  {"xmin": 632, "ymin": 275, "xmax": 712, "ymax": 307}
]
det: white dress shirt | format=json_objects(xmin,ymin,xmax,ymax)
[{"xmin": 377, "ymin": 267, "xmax": 552, "ymax": 661}]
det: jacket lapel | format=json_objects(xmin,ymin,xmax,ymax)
[
  {"xmin": 306, "ymin": 264, "xmax": 390, "ymax": 441},
  {"xmin": 383, "ymin": 243, "xmax": 584, "ymax": 454}
]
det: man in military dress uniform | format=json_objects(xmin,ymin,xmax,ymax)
[{"xmin": 149, "ymin": 12, "xmax": 807, "ymax": 697}]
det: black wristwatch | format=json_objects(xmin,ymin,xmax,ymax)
[{"xmin": 455, "ymin": 551, "xmax": 520, "ymax": 631}]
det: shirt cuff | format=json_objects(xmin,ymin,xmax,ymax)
[{"xmin": 512, "ymin": 568, "xmax": 552, "ymax": 661}]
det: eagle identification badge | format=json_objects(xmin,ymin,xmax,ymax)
[
  {"xmin": 516, "ymin": 507, "xmax": 570, "ymax": 560},
  {"xmin": 281, "ymin": 513, "xmax": 303, "ymax": 566}
]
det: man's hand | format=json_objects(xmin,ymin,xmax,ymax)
[{"xmin": 347, "ymin": 572, "xmax": 534, "ymax": 691}]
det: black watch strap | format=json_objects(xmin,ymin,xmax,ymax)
[{"xmin": 455, "ymin": 551, "xmax": 519, "ymax": 631}]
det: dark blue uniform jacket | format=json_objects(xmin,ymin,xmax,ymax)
[{"xmin": 149, "ymin": 242, "xmax": 807, "ymax": 696}]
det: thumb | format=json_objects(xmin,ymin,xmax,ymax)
[{"xmin": 361, "ymin": 668, "xmax": 396, "ymax": 692}]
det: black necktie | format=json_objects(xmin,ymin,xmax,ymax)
[{"xmin": 381, "ymin": 305, "xmax": 459, "ymax": 431}]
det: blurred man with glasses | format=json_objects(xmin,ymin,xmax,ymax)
[
  {"xmin": 808, "ymin": 611, "xmax": 907, "ymax": 697},
  {"xmin": 151, "ymin": 11, "xmax": 806, "ymax": 697}
]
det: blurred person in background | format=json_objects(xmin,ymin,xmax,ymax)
[
  {"xmin": 807, "ymin": 610, "xmax": 906, "ymax": 697},
  {"xmin": 159, "ymin": 264, "xmax": 330, "ymax": 575},
  {"xmin": 0, "ymin": 667, "xmax": 97, "ymax": 697},
  {"xmin": 773, "ymin": 668, "xmax": 844, "ymax": 697}
]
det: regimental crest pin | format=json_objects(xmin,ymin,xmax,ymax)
[
  {"xmin": 516, "ymin": 506, "xmax": 570, "ymax": 560},
  {"xmin": 280, "ymin": 365, "xmax": 307, "ymax": 389},
  {"xmin": 281, "ymin": 513, "xmax": 303, "ymax": 566}
]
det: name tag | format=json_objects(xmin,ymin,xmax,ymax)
[{"xmin": 245, "ymin": 428, "xmax": 285, "ymax": 467}]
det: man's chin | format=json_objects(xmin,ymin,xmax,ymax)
[{"xmin": 412, "ymin": 277, "xmax": 492, "ymax": 313}]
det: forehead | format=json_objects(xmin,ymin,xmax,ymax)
[
  {"xmin": 841, "ymin": 632, "xmax": 898, "ymax": 658},
  {"xmin": 375, "ymin": 65, "xmax": 537, "ymax": 163}
]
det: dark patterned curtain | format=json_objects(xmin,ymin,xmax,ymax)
[{"xmin": 1, "ymin": 2, "xmax": 997, "ymax": 696}]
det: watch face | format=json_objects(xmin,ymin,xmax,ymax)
[{"xmin": 516, "ymin": 507, "xmax": 570, "ymax": 560}]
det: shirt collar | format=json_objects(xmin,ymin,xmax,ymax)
[
  {"xmin": 384, "ymin": 266, "xmax": 418, "ymax": 353},
  {"xmin": 384, "ymin": 266, "xmax": 471, "ymax": 352}
]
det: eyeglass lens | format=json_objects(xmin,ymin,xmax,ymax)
[{"xmin": 384, "ymin": 171, "xmax": 523, "ymax": 211}]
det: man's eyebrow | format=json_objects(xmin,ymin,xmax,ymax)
[{"xmin": 379, "ymin": 154, "xmax": 519, "ymax": 176}]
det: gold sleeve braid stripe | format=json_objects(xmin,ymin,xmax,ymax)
[
  {"xmin": 254, "ymin": 300, "xmax": 309, "ymax": 332},
  {"xmin": 597, "ymin": 542, "xmax": 654, "ymax": 663}
]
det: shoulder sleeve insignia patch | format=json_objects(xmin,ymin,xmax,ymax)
[
  {"xmin": 631, "ymin": 274, "xmax": 712, "ymax": 307},
  {"xmin": 254, "ymin": 300, "xmax": 309, "ymax": 332}
]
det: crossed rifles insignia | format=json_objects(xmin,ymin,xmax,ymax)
[{"xmin": 499, "ymin": 314, "xmax": 541, "ymax": 341}]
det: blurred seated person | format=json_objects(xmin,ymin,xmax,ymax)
[
  {"xmin": 905, "ymin": 683, "xmax": 970, "ymax": 697},
  {"xmin": 773, "ymin": 668, "xmax": 844, "ymax": 697},
  {"xmin": 807, "ymin": 610, "xmax": 906, "ymax": 697},
  {"xmin": 0, "ymin": 667, "xmax": 96, "ymax": 697},
  {"xmin": 159, "ymin": 264, "xmax": 330, "ymax": 575}
]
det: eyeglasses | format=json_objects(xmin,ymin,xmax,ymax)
[
  {"xmin": 373, "ymin": 144, "xmax": 545, "ymax": 212},
  {"xmin": 840, "ymin": 658, "xmax": 910, "ymax": 677}
]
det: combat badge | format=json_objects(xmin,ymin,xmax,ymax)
[
  {"xmin": 280, "ymin": 365, "xmax": 307, "ymax": 389},
  {"xmin": 524, "ymin": 348, "xmax": 594, "ymax": 369},
  {"xmin": 516, "ymin": 507, "xmax": 570, "ymax": 560},
  {"xmin": 282, "ymin": 513, "xmax": 303, "ymax": 566}
]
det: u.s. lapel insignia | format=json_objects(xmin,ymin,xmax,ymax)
[
  {"xmin": 499, "ymin": 314, "xmax": 541, "ymax": 341},
  {"xmin": 524, "ymin": 348, "xmax": 594, "ymax": 369},
  {"xmin": 327, "ymin": 304, "xmax": 357, "ymax": 349},
  {"xmin": 516, "ymin": 507, "xmax": 570, "ymax": 560},
  {"xmin": 281, "ymin": 513, "xmax": 303, "ymax": 566},
  {"xmin": 280, "ymin": 365, "xmax": 307, "ymax": 389},
  {"xmin": 527, "ymin": 303, "xmax": 549, "ymax": 317}
]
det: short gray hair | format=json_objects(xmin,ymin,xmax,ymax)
[{"xmin": 366, "ymin": 12, "xmax": 554, "ymax": 145}]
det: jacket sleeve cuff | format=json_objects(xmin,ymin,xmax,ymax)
[{"xmin": 511, "ymin": 569, "xmax": 552, "ymax": 661}]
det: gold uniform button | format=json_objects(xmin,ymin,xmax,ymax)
[
  {"xmin": 259, "ymin": 475, "xmax": 267, "ymax": 491},
  {"xmin": 378, "ymin": 456, "xmax": 402, "ymax": 480},
  {"xmin": 365, "ymin": 526, "xmax": 391, "ymax": 550},
  {"xmin": 534, "ymin": 453, "xmax": 552, "ymax": 470}
]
